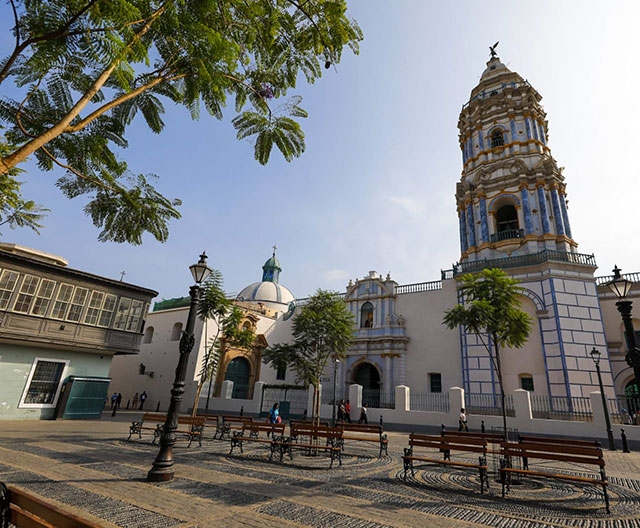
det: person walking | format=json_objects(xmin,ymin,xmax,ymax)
[
  {"xmin": 338, "ymin": 400, "xmax": 346, "ymax": 422},
  {"xmin": 358, "ymin": 402, "xmax": 368, "ymax": 424},
  {"xmin": 344, "ymin": 400, "xmax": 352, "ymax": 423},
  {"xmin": 116, "ymin": 393, "xmax": 122, "ymax": 410},
  {"xmin": 139, "ymin": 391, "xmax": 147, "ymax": 410},
  {"xmin": 458, "ymin": 408, "xmax": 469, "ymax": 432},
  {"xmin": 132, "ymin": 392, "xmax": 139, "ymax": 409},
  {"xmin": 110, "ymin": 392, "xmax": 117, "ymax": 410}
]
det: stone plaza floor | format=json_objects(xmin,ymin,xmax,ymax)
[{"xmin": 0, "ymin": 412, "xmax": 639, "ymax": 527}]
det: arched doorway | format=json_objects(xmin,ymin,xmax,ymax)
[
  {"xmin": 354, "ymin": 362, "xmax": 381, "ymax": 408},
  {"xmin": 224, "ymin": 357, "xmax": 250, "ymax": 399}
]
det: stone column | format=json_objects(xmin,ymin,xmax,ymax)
[{"xmin": 537, "ymin": 184, "xmax": 551, "ymax": 233}]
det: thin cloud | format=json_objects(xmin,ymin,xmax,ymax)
[{"xmin": 388, "ymin": 196, "xmax": 424, "ymax": 217}]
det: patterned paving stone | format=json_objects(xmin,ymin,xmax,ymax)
[
  {"xmin": 1, "ymin": 422, "xmax": 640, "ymax": 528},
  {"xmin": 1, "ymin": 469, "xmax": 181, "ymax": 528}
]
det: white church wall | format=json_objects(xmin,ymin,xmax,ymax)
[
  {"xmin": 109, "ymin": 305, "xmax": 207, "ymax": 413},
  {"xmin": 395, "ymin": 280, "xmax": 462, "ymax": 392},
  {"xmin": 500, "ymin": 296, "xmax": 548, "ymax": 394}
]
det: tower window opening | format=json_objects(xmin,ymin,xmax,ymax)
[
  {"xmin": 491, "ymin": 204, "xmax": 523, "ymax": 242},
  {"xmin": 490, "ymin": 130, "xmax": 505, "ymax": 148}
]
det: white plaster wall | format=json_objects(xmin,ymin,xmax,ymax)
[
  {"xmin": 500, "ymin": 296, "xmax": 548, "ymax": 394},
  {"xmin": 108, "ymin": 306, "xmax": 208, "ymax": 413},
  {"xmin": 395, "ymin": 279, "xmax": 462, "ymax": 392}
]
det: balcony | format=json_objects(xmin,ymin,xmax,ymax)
[
  {"xmin": 448, "ymin": 249, "xmax": 597, "ymax": 276},
  {"xmin": 490, "ymin": 228, "xmax": 524, "ymax": 243}
]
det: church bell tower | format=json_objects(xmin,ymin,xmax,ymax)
[
  {"xmin": 453, "ymin": 47, "xmax": 614, "ymax": 400},
  {"xmin": 456, "ymin": 49, "xmax": 575, "ymax": 262}
]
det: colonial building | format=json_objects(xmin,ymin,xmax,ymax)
[
  {"xmin": 108, "ymin": 51, "xmax": 639, "ymax": 420},
  {"xmin": 0, "ymin": 243, "xmax": 157, "ymax": 419}
]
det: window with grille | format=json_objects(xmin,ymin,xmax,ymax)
[
  {"xmin": 98, "ymin": 294, "xmax": 117, "ymax": 327},
  {"xmin": 490, "ymin": 129, "xmax": 505, "ymax": 148},
  {"xmin": 31, "ymin": 279, "xmax": 56, "ymax": 316},
  {"xmin": 51, "ymin": 284, "xmax": 74, "ymax": 319},
  {"xmin": 429, "ymin": 372, "xmax": 442, "ymax": 393},
  {"xmin": 84, "ymin": 291, "xmax": 104, "ymax": 325},
  {"xmin": 520, "ymin": 375, "xmax": 534, "ymax": 391},
  {"xmin": 114, "ymin": 297, "xmax": 131, "ymax": 330},
  {"xmin": 66, "ymin": 287, "xmax": 88, "ymax": 322},
  {"xmin": 0, "ymin": 270, "xmax": 19, "ymax": 309},
  {"xmin": 125, "ymin": 299, "xmax": 143, "ymax": 331},
  {"xmin": 20, "ymin": 359, "xmax": 68, "ymax": 407},
  {"xmin": 13, "ymin": 275, "xmax": 40, "ymax": 313}
]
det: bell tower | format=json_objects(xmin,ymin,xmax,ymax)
[
  {"xmin": 453, "ymin": 48, "xmax": 614, "ymax": 400},
  {"xmin": 456, "ymin": 52, "xmax": 576, "ymax": 262}
]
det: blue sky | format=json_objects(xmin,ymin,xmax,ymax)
[{"xmin": 3, "ymin": 1, "xmax": 640, "ymax": 302}]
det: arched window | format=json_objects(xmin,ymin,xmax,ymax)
[
  {"xmin": 170, "ymin": 322, "xmax": 182, "ymax": 341},
  {"xmin": 242, "ymin": 321, "xmax": 251, "ymax": 332},
  {"xmin": 496, "ymin": 204, "xmax": 519, "ymax": 234},
  {"xmin": 360, "ymin": 302, "xmax": 374, "ymax": 328},
  {"xmin": 490, "ymin": 129, "xmax": 505, "ymax": 148},
  {"xmin": 143, "ymin": 326, "xmax": 154, "ymax": 344},
  {"xmin": 519, "ymin": 374, "xmax": 534, "ymax": 391}
]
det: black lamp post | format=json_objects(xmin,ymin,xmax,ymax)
[
  {"xmin": 606, "ymin": 265, "xmax": 640, "ymax": 394},
  {"xmin": 590, "ymin": 347, "xmax": 616, "ymax": 451},
  {"xmin": 331, "ymin": 357, "xmax": 340, "ymax": 426},
  {"xmin": 148, "ymin": 252, "xmax": 212, "ymax": 482}
]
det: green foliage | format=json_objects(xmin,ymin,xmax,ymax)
[
  {"xmin": 192, "ymin": 271, "xmax": 257, "ymax": 414},
  {"xmin": 263, "ymin": 289, "xmax": 354, "ymax": 391},
  {"xmin": 443, "ymin": 268, "xmax": 532, "ymax": 435},
  {"xmin": 0, "ymin": 0, "xmax": 362, "ymax": 244},
  {"xmin": 443, "ymin": 268, "xmax": 532, "ymax": 351},
  {"xmin": 0, "ymin": 141, "xmax": 48, "ymax": 234}
]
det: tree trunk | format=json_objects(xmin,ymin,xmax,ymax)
[
  {"xmin": 191, "ymin": 381, "xmax": 204, "ymax": 418},
  {"xmin": 493, "ymin": 334, "xmax": 508, "ymax": 440}
]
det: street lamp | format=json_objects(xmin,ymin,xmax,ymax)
[
  {"xmin": 606, "ymin": 265, "xmax": 640, "ymax": 394},
  {"xmin": 331, "ymin": 357, "xmax": 340, "ymax": 426},
  {"xmin": 590, "ymin": 347, "xmax": 616, "ymax": 451},
  {"xmin": 148, "ymin": 252, "xmax": 212, "ymax": 482}
]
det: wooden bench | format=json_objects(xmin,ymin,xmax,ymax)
[
  {"xmin": 517, "ymin": 435, "xmax": 601, "ymax": 470},
  {"xmin": 282, "ymin": 423, "xmax": 344, "ymax": 468},
  {"xmin": 499, "ymin": 441, "xmax": 609, "ymax": 513},
  {"xmin": 441, "ymin": 430, "xmax": 506, "ymax": 445},
  {"xmin": 402, "ymin": 433, "xmax": 489, "ymax": 493},
  {"xmin": 338, "ymin": 423, "xmax": 389, "ymax": 457},
  {"xmin": 289, "ymin": 419, "xmax": 329, "ymax": 430},
  {"xmin": 0, "ymin": 483, "xmax": 102, "ymax": 528},
  {"xmin": 229, "ymin": 422, "xmax": 287, "ymax": 459},
  {"xmin": 128, "ymin": 413, "xmax": 205, "ymax": 447},
  {"xmin": 210, "ymin": 415, "xmax": 253, "ymax": 440},
  {"xmin": 518, "ymin": 434, "xmax": 601, "ymax": 448}
]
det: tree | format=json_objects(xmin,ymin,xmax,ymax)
[
  {"xmin": 191, "ymin": 270, "xmax": 255, "ymax": 416},
  {"xmin": 0, "ymin": 1, "xmax": 362, "ymax": 244},
  {"xmin": 0, "ymin": 143, "xmax": 48, "ymax": 234},
  {"xmin": 262, "ymin": 289, "xmax": 354, "ymax": 425},
  {"xmin": 442, "ymin": 268, "xmax": 532, "ymax": 437}
]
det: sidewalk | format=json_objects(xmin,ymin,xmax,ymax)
[{"xmin": 0, "ymin": 416, "xmax": 639, "ymax": 527}]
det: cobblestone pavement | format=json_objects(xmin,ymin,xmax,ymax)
[{"xmin": 0, "ymin": 414, "xmax": 639, "ymax": 527}]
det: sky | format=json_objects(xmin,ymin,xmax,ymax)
[{"xmin": 2, "ymin": 1, "xmax": 640, "ymax": 303}]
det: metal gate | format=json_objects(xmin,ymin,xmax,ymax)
[{"xmin": 261, "ymin": 386, "xmax": 308, "ymax": 419}]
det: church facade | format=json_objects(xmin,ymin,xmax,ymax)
[{"xmin": 108, "ymin": 52, "xmax": 639, "ymax": 420}]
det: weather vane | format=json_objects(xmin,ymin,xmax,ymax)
[{"xmin": 489, "ymin": 41, "xmax": 499, "ymax": 58}]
